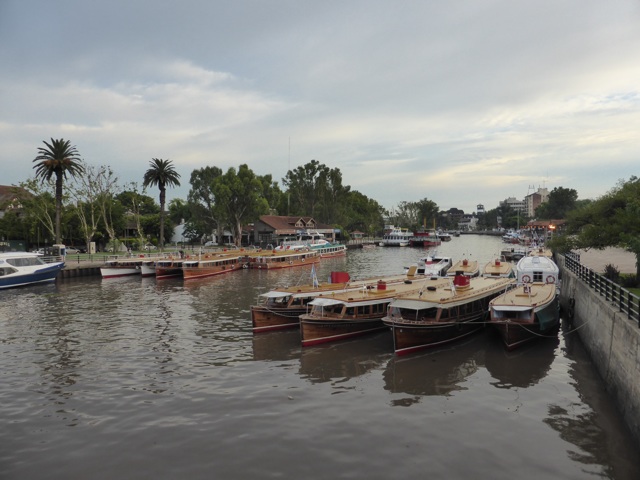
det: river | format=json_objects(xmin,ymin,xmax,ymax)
[{"xmin": 1, "ymin": 235, "xmax": 638, "ymax": 479}]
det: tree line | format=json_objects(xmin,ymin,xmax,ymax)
[{"xmin": 1, "ymin": 138, "xmax": 637, "ymax": 274}]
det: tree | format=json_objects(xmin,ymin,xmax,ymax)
[
  {"xmin": 187, "ymin": 166, "xmax": 225, "ymax": 243},
  {"xmin": 143, "ymin": 158, "xmax": 181, "ymax": 249},
  {"xmin": 552, "ymin": 177, "xmax": 640, "ymax": 278},
  {"xmin": 536, "ymin": 187, "xmax": 578, "ymax": 219},
  {"xmin": 213, "ymin": 164, "xmax": 269, "ymax": 246},
  {"xmin": 32, "ymin": 138, "xmax": 85, "ymax": 244}
]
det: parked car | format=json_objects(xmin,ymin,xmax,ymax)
[
  {"xmin": 144, "ymin": 244, "xmax": 157, "ymax": 251},
  {"xmin": 65, "ymin": 247, "xmax": 80, "ymax": 254}
]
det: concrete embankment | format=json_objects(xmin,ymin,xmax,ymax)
[{"xmin": 558, "ymin": 254, "xmax": 640, "ymax": 445}]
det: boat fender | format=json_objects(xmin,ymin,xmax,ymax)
[
  {"xmin": 546, "ymin": 275, "xmax": 555, "ymax": 284},
  {"xmin": 404, "ymin": 280, "xmax": 412, "ymax": 284},
  {"xmin": 243, "ymin": 263, "xmax": 249, "ymax": 269},
  {"xmin": 427, "ymin": 286, "xmax": 437, "ymax": 291},
  {"xmin": 302, "ymin": 258, "xmax": 305, "ymax": 262},
  {"xmin": 521, "ymin": 274, "xmax": 531, "ymax": 283},
  {"xmin": 289, "ymin": 260, "xmax": 293, "ymax": 265}
]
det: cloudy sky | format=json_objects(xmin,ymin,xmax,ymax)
[{"xmin": 1, "ymin": 0, "xmax": 639, "ymax": 214}]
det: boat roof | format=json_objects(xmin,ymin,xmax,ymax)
[
  {"xmin": 447, "ymin": 259, "xmax": 479, "ymax": 275},
  {"xmin": 490, "ymin": 283, "xmax": 557, "ymax": 309},
  {"xmin": 389, "ymin": 276, "xmax": 514, "ymax": 309},
  {"xmin": 516, "ymin": 255, "xmax": 559, "ymax": 273}
]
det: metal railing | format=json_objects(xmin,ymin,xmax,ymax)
[{"xmin": 561, "ymin": 252, "xmax": 640, "ymax": 326}]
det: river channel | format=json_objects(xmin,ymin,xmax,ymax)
[{"xmin": 1, "ymin": 235, "xmax": 638, "ymax": 479}]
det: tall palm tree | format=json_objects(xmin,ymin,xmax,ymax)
[
  {"xmin": 143, "ymin": 158, "xmax": 181, "ymax": 249},
  {"xmin": 32, "ymin": 138, "xmax": 85, "ymax": 244}
]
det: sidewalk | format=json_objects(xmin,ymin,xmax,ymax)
[{"xmin": 575, "ymin": 247, "xmax": 637, "ymax": 274}]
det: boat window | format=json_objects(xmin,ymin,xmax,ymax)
[
  {"xmin": 6, "ymin": 257, "xmax": 43, "ymax": 267},
  {"xmin": 0, "ymin": 266, "xmax": 18, "ymax": 276},
  {"xmin": 356, "ymin": 305, "xmax": 368, "ymax": 316},
  {"xmin": 533, "ymin": 271, "xmax": 543, "ymax": 282}
]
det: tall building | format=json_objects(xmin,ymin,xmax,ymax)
[{"xmin": 525, "ymin": 187, "xmax": 549, "ymax": 217}]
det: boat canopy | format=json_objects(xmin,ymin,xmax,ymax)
[
  {"xmin": 309, "ymin": 297, "xmax": 389, "ymax": 307},
  {"xmin": 259, "ymin": 291, "xmax": 292, "ymax": 299}
]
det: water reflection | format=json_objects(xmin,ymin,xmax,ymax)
[
  {"xmin": 383, "ymin": 333, "xmax": 486, "ymax": 404},
  {"xmin": 252, "ymin": 330, "xmax": 301, "ymax": 362},
  {"xmin": 484, "ymin": 332, "xmax": 558, "ymax": 389},
  {"xmin": 298, "ymin": 332, "xmax": 392, "ymax": 384}
]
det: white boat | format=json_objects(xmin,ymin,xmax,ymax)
[
  {"xmin": 488, "ymin": 255, "xmax": 560, "ymax": 349},
  {"xmin": 0, "ymin": 251, "xmax": 65, "ymax": 289},
  {"xmin": 100, "ymin": 256, "xmax": 143, "ymax": 278},
  {"xmin": 380, "ymin": 226, "xmax": 412, "ymax": 247},
  {"xmin": 404, "ymin": 254, "xmax": 452, "ymax": 277},
  {"xmin": 482, "ymin": 258, "xmax": 514, "ymax": 278}
]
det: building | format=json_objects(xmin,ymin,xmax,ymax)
[
  {"xmin": 525, "ymin": 187, "xmax": 549, "ymax": 217},
  {"xmin": 252, "ymin": 215, "xmax": 335, "ymax": 246},
  {"xmin": 0, "ymin": 185, "xmax": 28, "ymax": 220},
  {"xmin": 499, "ymin": 196, "xmax": 527, "ymax": 215}
]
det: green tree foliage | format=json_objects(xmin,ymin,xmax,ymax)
[
  {"xmin": 392, "ymin": 198, "xmax": 440, "ymax": 231},
  {"xmin": 32, "ymin": 138, "xmax": 85, "ymax": 244},
  {"xmin": 142, "ymin": 158, "xmax": 181, "ymax": 249},
  {"xmin": 213, "ymin": 164, "xmax": 269, "ymax": 246},
  {"xmin": 536, "ymin": 187, "xmax": 578, "ymax": 219},
  {"xmin": 342, "ymin": 190, "xmax": 384, "ymax": 235},
  {"xmin": 187, "ymin": 166, "xmax": 225, "ymax": 243},
  {"xmin": 552, "ymin": 177, "xmax": 640, "ymax": 277}
]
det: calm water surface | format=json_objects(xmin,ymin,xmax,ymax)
[{"xmin": 1, "ymin": 236, "xmax": 638, "ymax": 479}]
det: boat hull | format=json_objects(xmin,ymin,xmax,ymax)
[
  {"xmin": 388, "ymin": 316, "xmax": 486, "ymax": 356},
  {"xmin": 0, "ymin": 263, "xmax": 64, "ymax": 289},
  {"xmin": 300, "ymin": 317, "xmax": 387, "ymax": 346},
  {"xmin": 251, "ymin": 306, "xmax": 306, "ymax": 332},
  {"xmin": 100, "ymin": 266, "xmax": 141, "ymax": 278},
  {"xmin": 183, "ymin": 262, "xmax": 243, "ymax": 280},
  {"xmin": 491, "ymin": 298, "xmax": 559, "ymax": 350}
]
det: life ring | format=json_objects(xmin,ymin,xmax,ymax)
[
  {"xmin": 302, "ymin": 258, "xmax": 305, "ymax": 262},
  {"xmin": 289, "ymin": 260, "xmax": 293, "ymax": 265},
  {"xmin": 546, "ymin": 275, "xmax": 555, "ymax": 284},
  {"xmin": 521, "ymin": 274, "xmax": 531, "ymax": 283}
]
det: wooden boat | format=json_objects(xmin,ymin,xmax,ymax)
[
  {"xmin": 182, "ymin": 252, "xmax": 244, "ymax": 280},
  {"xmin": 482, "ymin": 258, "xmax": 514, "ymax": 278},
  {"xmin": 247, "ymin": 248, "xmax": 320, "ymax": 270},
  {"xmin": 380, "ymin": 226, "xmax": 412, "ymax": 247},
  {"xmin": 0, "ymin": 252, "xmax": 65, "ymax": 289},
  {"xmin": 488, "ymin": 255, "xmax": 560, "ymax": 350},
  {"xmin": 251, "ymin": 269, "xmax": 423, "ymax": 333},
  {"xmin": 383, "ymin": 274, "xmax": 514, "ymax": 355},
  {"xmin": 447, "ymin": 258, "xmax": 479, "ymax": 277},
  {"xmin": 489, "ymin": 283, "xmax": 559, "ymax": 350},
  {"xmin": 155, "ymin": 257, "xmax": 185, "ymax": 279},
  {"xmin": 527, "ymin": 245, "xmax": 553, "ymax": 258},
  {"xmin": 299, "ymin": 279, "xmax": 425, "ymax": 346}
]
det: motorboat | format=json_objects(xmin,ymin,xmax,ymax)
[{"xmin": 0, "ymin": 251, "xmax": 65, "ymax": 289}]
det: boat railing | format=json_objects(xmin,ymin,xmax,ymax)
[{"xmin": 560, "ymin": 252, "xmax": 640, "ymax": 327}]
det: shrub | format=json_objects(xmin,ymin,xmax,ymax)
[{"xmin": 603, "ymin": 264, "xmax": 620, "ymax": 283}]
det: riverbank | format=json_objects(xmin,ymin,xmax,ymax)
[{"xmin": 574, "ymin": 247, "xmax": 637, "ymax": 275}]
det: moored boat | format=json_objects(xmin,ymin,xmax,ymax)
[
  {"xmin": 252, "ymin": 270, "xmax": 425, "ymax": 333},
  {"xmin": 409, "ymin": 228, "xmax": 441, "ymax": 247},
  {"xmin": 482, "ymin": 258, "xmax": 514, "ymax": 278},
  {"xmin": 380, "ymin": 226, "xmax": 412, "ymax": 247},
  {"xmin": 447, "ymin": 258, "xmax": 480, "ymax": 277},
  {"xmin": 383, "ymin": 274, "xmax": 514, "ymax": 355},
  {"xmin": 0, "ymin": 251, "xmax": 65, "ymax": 289},
  {"xmin": 155, "ymin": 257, "xmax": 185, "ymax": 279},
  {"xmin": 247, "ymin": 248, "xmax": 320, "ymax": 270},
  {"xmin": 182, "ymin": 252, "xmax": 244, "ymax": 280},
  {"xmin": 488, "ymin": 255, "xmax": 560, "ymax": 350},
  {"xmin": 100, "ymin": 257, "xmax": 144, "ymax": 278},
  {"xmin": 403, "ymin": 253, "xmax": 452, "ymax": 277},
  {"xmin": 140, "ymin": 260, "xmax": 156, "ymax": 277},
  {"xmin": 299, "ymin": 279, "xmax": 425, "ymax": 346}
]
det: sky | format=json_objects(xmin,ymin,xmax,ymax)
[{"xmin": 1, "ymin": 0, "xmax": 639, "ymax": 214}]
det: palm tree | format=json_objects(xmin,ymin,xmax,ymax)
[
  {"xmin": 143, "ymin": 158, "xmax": 181, "ymax": 249},
  {"xmin": 32, "ymin": 138, "xmax": 85, "ymax": 244}
]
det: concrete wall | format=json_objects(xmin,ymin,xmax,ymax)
[{"xmin": 559, "ymin": 259, "xmax": 640, "ymax": 444}]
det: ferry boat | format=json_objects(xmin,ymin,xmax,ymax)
[
  {"xmin": 409, "ymin": 229, "xmax": 441, "ymax": 248},
  {"xmin": 488, "ymin": 255, "xmax": 560, "ymax": 350},
  {"xmin": 383, "ymin": 274, "xmax": 514, "ymax": 355},
  {"xmin": 247, "ymin": 248, "xmax": 320, "ymax": 270},
  {"xmin": 100, "ymin": 257, "xmax": 144, "ymax": 278},
  {"xmin": 0, "ymin": 252, "xmax": 65, "ymax": 289},
  {"xmin": 251, "ymin": 269, "xmax": 425, "ymax": 333},
  {"xmin": 182, "ymin": 252, "xmax": 245, "ymax": 280},
  {"xmin": 379, "ymin": 226, "xmax": 412, "ymax": 247},
  {"xmin": 299, "ymin": 279, "xmax": 424, "ymax": 346}
]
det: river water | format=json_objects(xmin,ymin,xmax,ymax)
[{"xmin": 1, "ymin": 235, "xmax": 638, "ymax": 479}]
